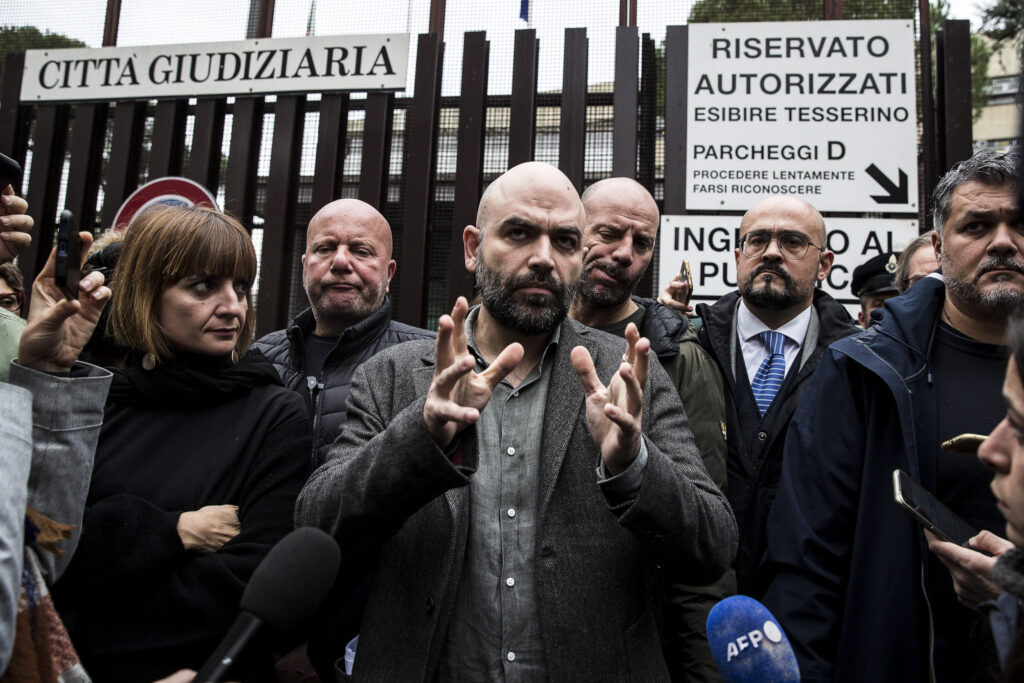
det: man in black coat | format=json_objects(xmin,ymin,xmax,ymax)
[
  {"xmin": 694, "ymin": 195, "xmax": 856, "ymax": 598},
  {"xmin": 253, "ymin": 198, "xmax": 433, "ymax": 679},
  {"xmin": 568, "ymin": 177, "xmax": 729, "ymax": 682},
  {"xmin": 254, "ymin": 198, "xmax": 434, "ymax": 469}
]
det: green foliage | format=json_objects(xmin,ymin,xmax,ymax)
[
  {"xmin": 930, "ymin": 0, "xmax": 993, "ymax": 122},
  {"xmin": 687, "ymin": 0, "xmax": 915, "ymax": 23},
  {"xmin": 980, "ymin": 0, "xmax": 1023, "ymax": 49},
  {"xmin": 0, "ymin": 25, "xmax": 86, "ymax": 91}
]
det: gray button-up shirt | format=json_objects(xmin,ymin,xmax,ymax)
[{"xmin": 437, "ymin": 307, "xmax": 648, "ymax": 681}]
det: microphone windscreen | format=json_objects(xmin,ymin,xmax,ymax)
[
  {"xmin": 240, "ymin": 527, "xmax": 341, "ymax": 633},
  {"xmin": 706, "ymin": 595, "xmax": 800, "ymax": 683}
]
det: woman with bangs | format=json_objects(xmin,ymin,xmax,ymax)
[{"xmin": 53, "ymin": 206, "xmax": 311, "ymax": 682}]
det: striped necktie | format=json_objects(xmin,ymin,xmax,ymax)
[{"xmin": 751, "ymin": 330, "xmax": 786, "ymax": 416}]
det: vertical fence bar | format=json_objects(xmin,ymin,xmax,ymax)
[
  {"xmin": 224, "ymin": 96, "xmax": 264, "ymax": 225},
  {"xmin": 311, "ymin": 93, "xmax": 350, "ymax": 212},
  {"xmin": 397, "ymin": 33, "xmax": 444, "ymax": 327},
  {"xmin": 637, "ymin": 33, "xmax": 657, "ymax": 194},
  {"xmin": 21, "ymin": 105, "xmax": 70, "ymax": 281},
  {"xmin": 509, "ymin": 29, "xmax": 539, "ymax": 167},
  {"xmin": 559, "ymin": 28, "xmax": 588, "ymax": 192},
  {"xmin": 940, "ymin": 19, "xmax": 973, "ymax": 172},
  {"xmin": 449, "ymin": 31, "xmax": 489, "ymax": 303},
  {"xmin": 612, "ymin": 26, "xmax": 639, "ymax": 179},
  {"xmin": 102, "ymin": 101, "xmax": 147, "ymax": 228},
  {"xmin": 256, "ymin": 94, "xmax": 305, "ymax": 337},
  {"xmin": 919, "ymin": 0, "xmax": 936, "ymax": 225},
  {"xmin": 663, "ymin": 25, "xmax": 688, "ymax": 215},
  {"xmin": 0, "ymin": 53, "xmax": 29, "ymax": 166},
  {"xmin": 358, "ymin": 93, "xmax": 395, "ymax": 210},
  {"xmin": 65, "ymin": 103, "xmax": 109, "ymax": 230},
  {"xmin": 636, "ymin": 34, "xmax": 658, "ymax": 298},
  {"xmin": 103, "ymin": 0, "xmax": 121, "ymax": 46},
  {"xmin": 149, "ymin": 99, "xmax": 188, "ymax": 178},
  {"xmin": 186, "ymin": 98, "xmax": 227, "ymax": 194}
]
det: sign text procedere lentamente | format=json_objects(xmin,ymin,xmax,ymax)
[{"xmin": 20, "ymin": 34, "xmax": 410, "ymax": 102}]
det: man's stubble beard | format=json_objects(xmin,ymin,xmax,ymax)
[
  {"xmin": 577, "ymin": 260, "xmax": 638, "ymax": 309},
  {"xmin": 476, "ymin": 250, "xmax": 578, "ymax": 335},
  {"xmin": 945, "ymin": 256, "xmax": 1024, "ymax": 322},
  {"xmin": 305, "ymin": 275, "xmax": 388, "ymax": 330}
]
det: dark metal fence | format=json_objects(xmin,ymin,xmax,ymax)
[{"xmin": 0, "ymin": 0, "xmax": 974, "ymax": 334}]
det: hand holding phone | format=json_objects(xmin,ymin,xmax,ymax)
[
  {"xmin": 0, "ymin": 153, "xmax": 22, "ymax": 191},
  {"xmin": 893, "ymin": 469, "xmax": 978, "ymax": 546},
  {"xmin": 55, "ymin": 210, "xmax": 82, "ymax": 300},
  {"xmin": 0, "ymin": 167, "xmax": 33, "ymax": 263}
]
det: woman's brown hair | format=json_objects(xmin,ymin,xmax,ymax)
[{"xmin": 109, "ymin": 205, "xmax": 258, "ymax": 362}]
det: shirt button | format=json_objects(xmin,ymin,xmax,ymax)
[
  {"xmin": 506, "ymin": 446, "xmax": 516, "ymax": 456},
  {"xmin": 506, "ymin": 576, "xmax": 515, "ymax": 587},
  {"xmin": 507, "ymin": 508, "xmax": 516, "ymax": 518},
  {"xmin": 757, "ymin": 431, "xmax": 768, "ymax": 441},
  {"xmin": 507, "ymin": 652, "xmax": 516, "ymax": 662}
]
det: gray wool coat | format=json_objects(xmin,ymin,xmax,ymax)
[{"xmin": 295, "ymin": 317, "xmax": 738, "ymax": 682}]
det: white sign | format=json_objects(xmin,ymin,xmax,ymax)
[
  {"xmin": 686, "ymin": 20, "xmax": 918, "ymax": 213},
  {"xmin": 21, "ymin": 34, "xmax": 409, "ymax": 102},
  {"xmin": 658, "ymin": 214, "xmax": 919, "ymax": 315}
]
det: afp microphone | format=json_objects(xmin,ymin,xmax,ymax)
[
  {"xmin": 194, "ymin": 527, "xmax": 341, "ymax": 683},
  {"xmin": 706, "ymin": 595, "xmax": 800, "ymax": 682}
]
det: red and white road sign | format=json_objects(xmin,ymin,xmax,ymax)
[{"xmin": 112, "ymin": 176, "xmax": 218, "ymax": 230}]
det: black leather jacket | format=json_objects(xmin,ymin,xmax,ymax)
[{"xmin": 253, "ymin": 297, "xmax": 435, "ymax": 467}]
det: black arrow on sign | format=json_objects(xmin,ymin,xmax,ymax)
[{"xmin": 865, "ymin": 164, "xmax": 909, "ymax": 204}]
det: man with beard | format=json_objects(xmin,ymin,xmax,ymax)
[
  {"xmin": 296, "ymin": 162, "xmax": 737, "ymax": 681},
  {"xmin": 763, "ymin": 149, "xmax": 1021, "ymax": 682},
  {"xmin": 694, "ymin": 195, "xmax": 856, "ymax": 599},
  {"xmin": 569, "ymin": 177, "xmax": 729, "ymax": 682},
  {"xmin": 254, "ymin": 198, "xmax": 434, "ymax": 468}
]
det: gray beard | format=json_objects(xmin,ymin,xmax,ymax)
[
  {"xmin": 577, "ymin": 263, "xmax": 636, "ymax": 309},
  {"xmin": 945, "ymin": 273, "xmax": 1024, "ymax": 322},
  {"xmin": 476, "ymin": 255, "xmax": 576, "ymax": 335}
]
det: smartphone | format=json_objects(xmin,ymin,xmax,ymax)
[
  {"xmin": 678, "ymin": 259, "xmax": 693, "ymax": 305},
  {"xmin": 893, "ymin": 469, "xmax": 978, "ymax": 546},
  {"xmin": 0, "ymin": 153, "xmax": 22, "ymax": 191},
  {"xmin": 55, "ymin": 210, "xmax": 81, "ymax": 300}
]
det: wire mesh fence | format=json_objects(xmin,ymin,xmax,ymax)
[{"xmin": 1, "ymin": 0, "xmax": 925, "ymax": 328}]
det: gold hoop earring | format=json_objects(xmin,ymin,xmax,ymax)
[
  {"xmin": 231, "ymin": 350, "xmax": 239, "ymax": 364},
  {"xmin": 142, "ymin": 352, "xmax": 157, "ymax": 371}
]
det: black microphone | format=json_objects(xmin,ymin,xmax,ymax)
[{"xmin": 194, "ymin": 527, "xmax": 341, "ymax": 683}]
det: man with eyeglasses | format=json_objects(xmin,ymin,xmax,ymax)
[{"xmin": 694, "ymin": 195, "xmax": 856, "ymax": 599}]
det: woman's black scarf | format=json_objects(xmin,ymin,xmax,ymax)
[{"xmin": 108, "ymin": 349, "xmax": 282, "ymax": 409}]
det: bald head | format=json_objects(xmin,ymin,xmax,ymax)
[
  {"xmin": 735, "ymin": 195, "xmax": 833, "ymax": 325},
  {"xmin": 582, "ymin": 178, "xmax": 659, "ymax": 223},
  {"xmin": 740, "ymin": 195, "xmax": 826, "ymax": 246},
  {"xmin": 476, "ymin": 162, "xmax": 585, "ymax": 233},
  {"xmin": 308, "ymin": 198, "xmax": 393, "ymax": 258},
  {"xmin": 302, "ymin": 198, "xmax": 397, "ymax": 336}
]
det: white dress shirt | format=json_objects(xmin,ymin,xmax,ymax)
[{"xmin": 735, "ymin": 301, "xmax": 812, "ymax": 383}]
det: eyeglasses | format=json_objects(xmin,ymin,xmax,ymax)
[
  {"xmin": 739, "ymin": 231, "xmax": 825, "ymax": 260},
  {"xmin": 0, "ymin": 292, "xmax": 23, "ymax": 313}
]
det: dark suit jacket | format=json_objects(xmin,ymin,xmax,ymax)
[{"xmin": 296, "ymin": 317, "xmax": 737, "ymax": 682}]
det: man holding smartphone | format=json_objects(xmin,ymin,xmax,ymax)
[{"xmin": 763, "ymin": 149, "xmax": 1021, "ymax": 682}]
